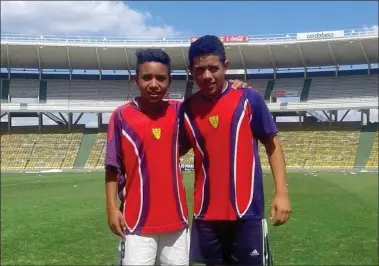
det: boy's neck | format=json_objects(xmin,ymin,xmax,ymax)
[{"xmin": 134, "ymin": 97, "xmax": 166, "ymax": 113}]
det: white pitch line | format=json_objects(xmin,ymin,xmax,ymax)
[{"xmin": 1, "ymin": 176, "xmax": 97, "ymax": 187}]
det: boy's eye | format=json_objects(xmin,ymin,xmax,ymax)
[{"xmin": 140, "ymin": 74, "xmax": 167, "ymax": 82}]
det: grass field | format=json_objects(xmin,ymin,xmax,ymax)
[{"xmin": 1, "ymin": 171, "xmax": 378, "ymax": 265}]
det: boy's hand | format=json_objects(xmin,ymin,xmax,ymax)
[
  {"xmin": 270, "ymin": 193, "xmax": 291, "ymax": 226},
  {"xmin": 107, "ymin": 207, "xmax": 126, "ymax": 237},
  {"xmin": 229, "ymin": 79, "xmax": 252, "ymax": 89}
]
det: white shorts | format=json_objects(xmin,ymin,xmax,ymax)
[{"xmin": 116, "ymin": 228, "xmax": 190, "ymax": 265}]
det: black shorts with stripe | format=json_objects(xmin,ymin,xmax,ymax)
[{"xmin": 189, "ymin": 219, "xmax": 273, "ymax": 265}]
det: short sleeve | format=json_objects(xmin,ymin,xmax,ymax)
[
  {"xmin": 245, "ymin": 89, "xmax": 278, "ymax": 144},
  {"xmin": 104, "ymin": 108, "xmax": 123, "ymax": 171}
]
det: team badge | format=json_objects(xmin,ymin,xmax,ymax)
[
  {"xmin": 209, "ymin": 115, "xmax": 219, "ymax": 129},
  {"xmin": 152, "ymin": 128, "xmax": 161, "ymax": 139}
]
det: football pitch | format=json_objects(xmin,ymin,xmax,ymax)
[{"xmin": 1, "ymin": 171, "xmax": 378, "ymax": 265}]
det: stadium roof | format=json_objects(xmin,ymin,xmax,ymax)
[{"xmin": 1, "ymin": 28, "xmax": 378, "ymax": 71}]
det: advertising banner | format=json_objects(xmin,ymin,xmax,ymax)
[
  {"xmin": 296, "ymin": 30, "xmax": 344, "ymax": 40},
  {"xmin": 190, "ymin": 35, "xmax": 248, "ymax": 43}
]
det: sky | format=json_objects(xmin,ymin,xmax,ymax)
[
  {"xmin": 1, "ymin": 1, "xmax": 378, "ymax": 125},
  {"xmin": 1, "ymin": 1, "xmax": 378, "ymax": 37}
]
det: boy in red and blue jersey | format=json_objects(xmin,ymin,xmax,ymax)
[
  {"xmin": 105, "ymin": 49, "xmax": 190, "ymax": 265},
  {"xmin": 180, "ymin": 35, "xmax": 292, "ymax": 265},
  {"xmin": 104, "ymin": 48, "xmax": 248, "ymax": 265}
]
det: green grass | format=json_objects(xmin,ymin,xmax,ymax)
[{"xmin": 1, "ymin": 171, "xmax": 378, "ymax": 265}]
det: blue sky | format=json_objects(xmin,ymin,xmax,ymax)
[
  {"xmin": 1, "ymin": 1, "xmax": 377, "ymax": 37},
  {"xmin": 126, "ymin": 1, "xmax": 378, "ymax": 36}
]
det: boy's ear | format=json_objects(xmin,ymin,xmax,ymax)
[{"xmin": 223, "ymin": 60, "xmax": 229, "ymax": 74}]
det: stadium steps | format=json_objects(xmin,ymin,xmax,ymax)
[
  {"xmin": 354, "ymin": 123, "xmax": 378, "ymax": 168},
  {"xmin": 39, "ymin": 80, "xmax": 47, "ymax": 102},
  {"xmin": 366, "ymin": 130, "xmax": 378, "ymax": 168},
  {"xmin": 300, "ymin": 78, "xmax": 312, "ymax": 101},
  {"xmin": 264, "ymin": 80, "xmax": 275, "ymax": 101},
  {"xmin": 306, "ymin": 111, "xmax": 328, "ymax": 122},
  {"xmin": 74, "ymin": 128, "xmax": 98, "ymax": 168},
  {"xmin": 1, "ymin": 79, "xmax": 9, "ymax": 102}
]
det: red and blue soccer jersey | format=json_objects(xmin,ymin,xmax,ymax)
[
  {"xmin": 105, "ymin": 99, "xmax": 189, "ymax": 235},
  {"xmin": 180, "ymin": 84, "xmax": 278, "ymax": 221}
]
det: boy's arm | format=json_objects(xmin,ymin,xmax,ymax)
[
  {"xmin": 264, "ymin": 135, "xmax": 291, "ymax": 226},
  {"xmin": 104, "ymin": 109, "xmax": 126, "ymax": 237},
  {"xmin": 247, "ymin": 90, "xmax": 291, "ymax": 226}
]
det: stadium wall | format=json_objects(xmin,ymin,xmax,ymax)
[
  {"xmin": 354, "ymin": 123, "xmax": 378, "ymax": 167},
  {"xmin": 1, "ymin": 69, "xmax": 377, "ymax": 81}
]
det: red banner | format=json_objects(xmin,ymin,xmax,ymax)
[
  {"xmin": 190, "ymin": 35, "xmax": 248, "ymax": 43},
  {"xmin": 273, "ymin": 90, "xmax": 287, "ymax": 97}
]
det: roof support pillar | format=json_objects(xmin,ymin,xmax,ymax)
[
  {"xmin": 358, "ymin": 39, "xmax": 371, "ymax": 75},
  {"xmin": 297, "ymin": 43, "xmax": 307, "ymax": 78},
  {"xmin": 181, "ymin": 46, "xmax": 189, "ymax": 82},
  {"xmin": 267, "ymin": 45, "xmax": 277, "ymax": 79},
  {"xmin": 237, "ymin": 45, "xmax": 247, "ymax": 81},
  {"xmin": 6, "ymin": 44, "xmax": 11, "ymax": 79},
  {"xmin": 95, "ymin": 47, "xmax": 102, "ymax": 81},
  {"xmin": 36, "ymin": 45, "xmax": 42, "ymax": 80},
  {"xmin": 327, "ymin": 42, "xmax": 338, "ymax": 77},
  {"xmin": 124, "ymin": 47, "xmax": 132, "ymax": 81},
  {"xmin": 66, "ymin": 46, "xmax": 72, "ymax": 80}
]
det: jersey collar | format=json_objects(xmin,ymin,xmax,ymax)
[
  {"xmin": 130, "ymin": 97, "xmax": 168, "ymax": 115},
  {"xmin": 200, "ymin": 82, "xmax": 231, "ymax": 102},
  {"xmin": 219, "ymin": 82, "xmax": 231, "ymax": 98}
]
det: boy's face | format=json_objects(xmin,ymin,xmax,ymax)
[
  {"xmin": 190, "ymin": 55, "xmax": 228, "ymax": 98},
  {"xmin": 135, "ymin": 62, "xmax": 171, "ymax": 104}
]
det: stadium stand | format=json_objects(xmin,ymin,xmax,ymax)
[
  {"xmin": 77, "ymin": 122, "xmax": 363, "ymax": 172},
  {"xmin": 46, "ymin": 80, "xmax": 130, "ymax": 105},
  {"xmin": 1, "ymin": 28, "xmax": 378, "ymax": 172},
  {"xmin": 246, "ymin": 78, "xmax": 269, "ymax": 96},
  {"xmin": 9, "ymin": 79, "xmax": 39, "ymax": 102},
  {"xmin": 0, "ymin": 73, "xmax": 377, "ymax": 171},
  {"xmin": 257, "ymin": 123, "xmax": 361, "ymax": 169},
  {"xmin": 271, "ymin": 78, "xmax": 305, "ymax": 98},
  {"xmin": 366, "ymin": 131, "xmax": 378, "ymax": 168},
  {"xmin": 85, "ymin": 132, "xmax": 106, "ymax": 169},
  {"xmin": 308, "ymin": 74, "xmax": 378, "ymax": 102},
  {"xmin": 1, "ymin": 127, "xmax": 82, "ymax": 170},
  {"xmin": 1, "ymin": 73, "xmax": 377, "ymax": 106}
]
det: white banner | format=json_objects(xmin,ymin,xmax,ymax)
[
  {"xmin": 296, "ymin": 30, "xmax": 344, "ymax": 40},
  {"xmin": 285, "ymin": 91, "xmax": 299, "ymax": 97}
]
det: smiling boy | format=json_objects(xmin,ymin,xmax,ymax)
[{"xmin": 104, "ymin": 48, "xmax": 248, "ymax": 265}]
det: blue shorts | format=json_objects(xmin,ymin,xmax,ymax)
[{"xmin": 189, "ymin": 219, "xmax": 273, "ymax": 265}]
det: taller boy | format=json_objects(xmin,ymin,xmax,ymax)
[{"xmin": 180, "ymin": 35, "xmax": 292, "ymax": 265}]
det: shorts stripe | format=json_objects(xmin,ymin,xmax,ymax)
[
  {"xmin": 119, "ymin": 238, "xmax": 125, "ymax": 265},
  {"xmin": 262, "ymin": 219, "xmax": 273, "ymax": 266}
]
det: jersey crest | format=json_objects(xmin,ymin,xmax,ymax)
[
  {"xmin": 209, "ymin": 115, "xmax": 219, "ymax": 129},
  {"xmin": 152, "ymin": 128, "xmax": 161, "ymax": 139}
]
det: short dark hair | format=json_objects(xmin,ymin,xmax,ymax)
[
  {"xmin": 188, "ymin": 35, "xmax": 226, "ymax": 67},
  {"xmin": 135, "ymin": 48, "xmax": 171, "ymax": 75}
]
